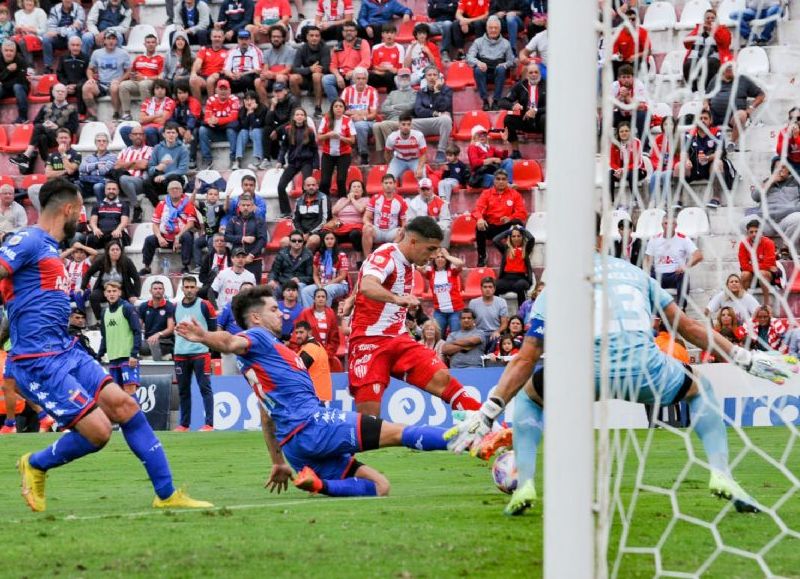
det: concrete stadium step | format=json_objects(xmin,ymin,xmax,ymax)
[{"xmin": 696, "ymin": 233, "xmax": 740, "ymax": 258}]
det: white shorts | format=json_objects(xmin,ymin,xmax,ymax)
[{"xmin": 374, "ymin": 228, "xmax": 399, "ymax": 244}]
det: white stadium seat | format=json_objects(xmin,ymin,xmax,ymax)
[
  {"xmin": 225, "ymin": 169, "xmax": 257, "ymax": 198},
  {"xmin": 526, "ymin": 212, "xmax": 547, "ymax": 244},
  {"xmin": 677, "ymin": 100, "xmax": 703, "ymax": 128},
  {"xmin": 74, "ymin": 122, "xmax": 112, "ymax": 152},
  {"xmin": 633, "ymin": 208, "xmax": 666, "ymax": 239},
  {"xmin": 158, "ymin": 24, "xmax": 178, "ymax": 52},
  {"xmin": 258, "ymin": 168, "xmax": 284, "ymax": 198},
  {"xmin": 676, "ymin": 0, "xmax": 711, "ymax": 30},
  {"xmin": 128, "ymin": 223, "xmax": 151, "ymax": 253},
  {"xmin": 657, "ymin": 50, "xmax": 685, "ymax": 81},
  {"xmin": 676, "ymin": 207, "xmax": 710, "ymax": 238},
  {"xmin": 126, "ymin": 24, "xmax": 158, "ymax": 53},
  {"xmin": 718, "ymin": 0, "xmax": 746, "ymax": 27},
  {"xmin": 138, "ymin": 274, "xmax": 174, "ymax": 304},
  {"xmin": 195, "ymin": 169, "xmax": 223, "ymax": 189},
  {"xmin": 602, "ymin": 209, "xmax": 632, "ymax": 241},
  {"xmin": 737, "ymin": 46, "xmax": 770, "ymax": 76},
  {"xmin": 642, "ymin": 1, "xmax": 677, "ymax": 31},
  {"xmin": 110, "ymin": 120, "xmax": 141, "ymax": 151}
]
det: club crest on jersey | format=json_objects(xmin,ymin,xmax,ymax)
[
  {"xmin": 373, "ymin": 255, "xmax": 386, "ymax": 264},
  {"xmin": 5, "ymin": 235, "xmax": 22, "ymax": 246}
]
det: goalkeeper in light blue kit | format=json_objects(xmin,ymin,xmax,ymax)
[{"xmin": 448, "ymin": 216, "xmax": 795, "ymax": 516}]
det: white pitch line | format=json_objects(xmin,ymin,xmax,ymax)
[{"xmin": 8, "ymin": 495, "xmax": 383, "ymax": 524}]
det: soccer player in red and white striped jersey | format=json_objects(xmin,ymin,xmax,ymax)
[
  {"xmin": 362, "ymin": 172, "xmax": 407, "ymax": 256},
  {"xmin": 369, "ymin": 23, "xmax": 405, "ymax": 91},
  {"xmin": 341, "ymin": 216, "xmax": 481, "ymax": 417}
]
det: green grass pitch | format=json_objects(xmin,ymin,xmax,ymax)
[{"xmin": 1, "ymin": 428, "xmax": 798, "ymax": 578}]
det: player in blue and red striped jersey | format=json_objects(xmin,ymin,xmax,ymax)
[
  {"xmin": 4, "ymin": 178, "xmax": 212, "ymax": 512},
  {"xmin": 176, "ymin": 285, "xmax": 459, "ymax": 497}
]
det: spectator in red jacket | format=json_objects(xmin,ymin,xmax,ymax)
[
  {"xmin": 467, "ymin": 124, "xmax": 514, "ymax": 188},
  {"xmin": 648, "ymin": 116, "xmax": 688, "ymax": 210},
  {"xmin": 471, "ymin": 168, "xmax": 526, "ymax": 266},
  {"xmin": 198, "ymin": 78, "xmax": 240, "ymax": 170},
  {"xmin": 749, "ymin": 306, "xmax": 787, "ymax": 352},
  {"xmin": 776, "ymin": 107, "xmax": 800, "ymax": 176},
  {"xmin": 612, "ymin": 8, "xmax": 650, "ymax": 78},
  {"xmin": 682, "ymin": 8, "xmax": 732, "ymax": 92},
  {"xmin": 608, "ymin": 121, "xmax": 645, "ymax": 206},
  {"xmin": 296, "ymin": 287, "xmax": 341, "ymax": 368},
  {"xmin": 739, "ymin": 218, "xmax": 779, "ymax": 308}
]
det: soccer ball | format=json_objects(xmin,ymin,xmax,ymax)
[{"xmin": 492, "ymin": 451, "xmax": 518, "ymax": 495}]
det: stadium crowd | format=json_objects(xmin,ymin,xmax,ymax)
[{"xmin": 3, "ymin": 0, "xmax": 800, "ymax": 433}]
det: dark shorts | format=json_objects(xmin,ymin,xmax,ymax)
[
  {"xmin": 11, "ymin": 345, "xmax": 113, "ymax": 430},
  {"xmin": 281, "ymin": 409, "xmax": 364, "ymax": 479}
]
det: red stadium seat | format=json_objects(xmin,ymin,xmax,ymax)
[
  {"xmin": 512, "ymin": 159, "xmax": 544, "ymax": 191},
  {"xmin": 366, "ymin": 164, "xmax": 389, "ymax": 195},
  {"xmin": 491, "ymin": 110, "xmax": 508, "ymax": 140},
  {"xmin": 0, "ymin": 124, "xmax": 33, "ymax": 153},
  {"xmin": 266, "ymin": 219, "xmax": 295, "ymax": 251},
  {"xmin": 452, "ymin": 111, "xmax": 492, "ymax": 141},
  {"xmin": 449, "ymin": 213, "xmax": 476, "ymax": 246},
  {"xmin": 21, "ymin": 174, "xmax": 47, "ymax": 189},
  {"xmin": 0, "ymin": 175, "xmax": 13, "ymax": 189},
  {"xmin": 29, "ymin": 74, "xmax": 58, "ymax": 104},
  {"xmin": 462, "ymin": 267, "xmax": 497, "ymax": 299},
  {"xmin": 291, "ymin": 168, "xmax": 322, "ymax": 198},
  {"xmin": 445, "ymin": 61, "xmax": 476, "ymax": 90},
  {"xmin": 329, "ymin": 164, "xmax": 364, "ymax": 196}
]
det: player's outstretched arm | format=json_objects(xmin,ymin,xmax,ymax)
[
  {"xmin": 665, "ymin": 302, "xmax": 796, "ymax": 384},
  {"xmin": 175, "ymin": 318, "xmax": 249, "ymax": 355},
  {"xmin": 259, "ymin": 407, "xmax": 293, "ymax": 493}
]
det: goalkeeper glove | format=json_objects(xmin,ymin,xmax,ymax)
[
  {"xmin": 731, "ymin": 346, "xmax": 798, "ymax": 385},
  {"xmin": 445, "ymin": 396, "xmax": 505, "ymax": 454}
]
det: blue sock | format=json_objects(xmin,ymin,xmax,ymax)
[
  {"xmin": 400, "ymin": 425, "xmax": 449, "ymax": 451},
  {"xmin": 322, "ymin": 478, "xmax": 377, "ymax": 497},
  {"xmin": 688, "ymin": 377, "xmax": 730, "ymax": 476},
  {"xmin": 120, "ymin": 411, "xmax": 175, "ymax": 500},
  {"xmin": 513, "ymin": 389, "xmax": 543, "ymax": 485},
  {"xmin": 29, "ymin": 431, "xmax": 101, "ymax": 471},
  {"xmin": 4, "ymin": 418, "xmax": 15, "ymax": 427}
]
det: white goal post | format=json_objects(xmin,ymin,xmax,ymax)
[{"xmin": 543, "ymin": 0, "xmax": 598, "ymax": 577}]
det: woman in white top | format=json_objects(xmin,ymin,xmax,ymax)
[
  {"xmin": 14, "ymin": 0, "xmax": 47, "ymax": 57},
  {"xmin": 704, "ymin": 273, "xmax": 760, "ymax": 325}
]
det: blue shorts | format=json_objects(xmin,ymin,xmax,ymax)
[
  {"xmin": 109, "ymin": 359, "xmax": 140, "ymax": 388},
  {"xmin": 11, "ymin": 345, "xmax": 112, "ymax": 430},
  {"xmin": 593, "ymin": 344, "xmax": 691, "ymax": 406},
  {"xmin": 281, "ymin": 410, "xmax": 363, "ymax": 480}
]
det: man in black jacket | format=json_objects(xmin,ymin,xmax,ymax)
[
  {"xmin": 413, "ymin": 66, "xmax": 454, "ymax": 164},
  {"xmin": 292, "ymin": 176, "xmax": 331, "ymax": 252},
  {"xmin": 56, "ymin": 36, "xmax": 88, "ymax": 114},
  {"xmin": 265, "ymin": 83, "xmax": 299, "ymax": 161},
  {"xmin": 198, "ymin": 233, "xmax": 231, "ymax": 298},
  {"xmin": 267, "ymin": 230, "xmax": 314, "ymax": 297},
  {"xmin": 223, "ymin": 194, "xmax": 266, "ymax": 283},
  {"xmin": 10, "ymin": 83, "xmax": 79, "ymax": 174},
  {"xmin": 499, "ymin": 62, "xmax": 546, "ymax": 159},
  {"xmin": 289, "ymin": 26, "xmax": 330, "ymax": 117},
  {"xmin": 0, "ymin": 40, "xmax": 30, "ymax": 124}
]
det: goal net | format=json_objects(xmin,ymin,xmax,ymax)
[{"xmin": 588, "ymin": 1, "xmax": 800, "ymax": 577}]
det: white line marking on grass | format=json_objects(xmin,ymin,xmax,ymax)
[{"xmin": 8, "ymin": 496, "xmax": 383, "ymax": 524}]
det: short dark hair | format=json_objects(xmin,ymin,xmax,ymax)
[
  {"xmin": 413, "ymin": 22, "xmax": 430, "ymax": 37},
  {"xmin": 383, "ymin": 173, "xmax": 396, "ymax": 182},
  {"xmin": 405, "ymin": 216, "xmax": 443, "ymax": 240},
  {"xmin": 461, "ymin": 308, "xmax": 475, "ymax": 319},
  {"xmin": 343, "ymin": 20, "xmax": 357, "ymax": 29},
  {"xmin": 150, "ymin": 280, "xmax": 164, "ymax": 288},
  {"xmin": 243, "ymin": 90, "xmax": 258, "ymax": 101},
  {"xmin": 618, "ymin": 64, "xmax": 634, "ymax": 77},
  {"xmin": 289, "ymin": 230, "xmax": 304, "ymax": 240},
  {"xmin": 283, "ymin": 280, "xmax": 299, "ymax": 291},
  {"xmin": 304, "ymin": 25, "xmax": 321, "ymax": 36},
  {"xmin": 56, "ymin": 127, "xmax": 72, "ymax": 138},
  {"xmin": 295, "ymin": 320, "xmax": 312, "ymax": 331},
  {"xmin": 232, "ymin": 285, "xmax": 275, "ymax": 329},
  {"xmin": 145, "ymin": 33, "xmax": 157, "ymax": 41},
  {"xmin": 445, "ymin": 144, "xmax": 460, "ymax": 156},
  {"xmin": 746, "ymin": 219, "xmax": 761, "ymax": 230},
  {"xmin": 481, "ymin": 276, "xmax": 496, "ymax": 287},
  {"xmin": 181, "ymin": 275, "xmax": 198, "ymax": 286},
  {"xmin": 493, "ymin": 168, "xmax": 508, "ymax": 179},
  {"xmin": 399, "ymin": 112, "xmax": 413, "ymax": 123},
  {"xmin": 163, "ymin": 121, "xmax": 180, "ymax": 132},
  {"xmin": 382, "ymin": 22, "xmax": 397, "ymax": 33},
  {"xmin": 39, "ymin": 178, "xmax": 79, "ymax": 211},
  {"xmin": 152, "ymin": 78, "xmax": 170, "ymax": 93},
  {"xmin": 241, "ymin": 175, "xmax": 256, "ymax": 185},
  {"xmin": 314, "ymin": 287, "xmax": 327, "ymax": 299},
  {"xmin": 175, "ymin": 80, "xmax": 190, "ymax": 94}
]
